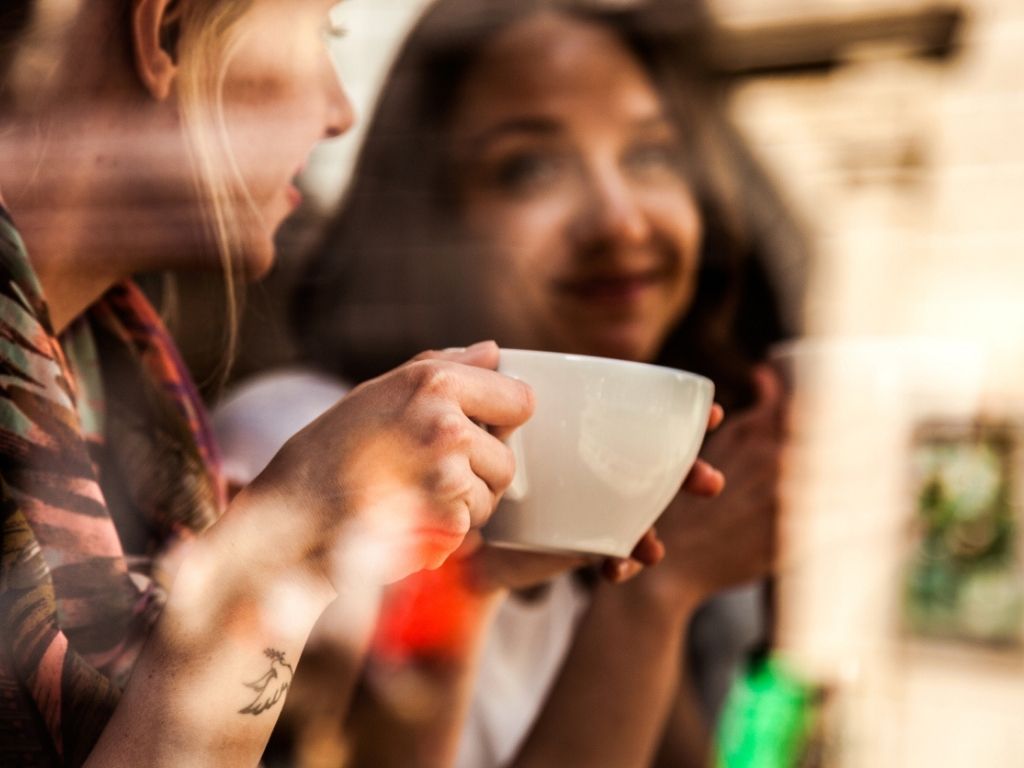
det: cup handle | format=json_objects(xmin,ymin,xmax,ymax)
[{"xmin": 504, "ymin": 428, "xmax": 529, "ymax": 501}]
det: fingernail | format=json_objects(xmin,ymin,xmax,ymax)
[
  {"xmin": 468, "ymin": 340, "xmax": 496, "ymax": 351},
  {"xmin": 442, "ymin": 346, "xmax": 467, "ymax": 354}
]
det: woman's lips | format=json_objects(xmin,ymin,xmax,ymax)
[
  {"xmin": 555, "ymin": 271, "xmax": 666, "ymax": 304},
  {"xmin": 286, "ymin": 164, "xmax": 307, "ymax": 209}
]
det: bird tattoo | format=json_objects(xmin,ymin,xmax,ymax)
[{"xmin": 238, "ymin": 648, "xmax": 294, "ymax": 716}]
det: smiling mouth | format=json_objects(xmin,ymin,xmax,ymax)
[{"xmin": 555, "ymin": 270, "xmax": 669, "ymax": 303}]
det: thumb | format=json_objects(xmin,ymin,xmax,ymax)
[
  {"xmin": 744, "ymin": 364, "xmax": 784, "ymax": 422},
  {"xmin": 719, "ymin": 365, "xmax": 784, "ymax": 436},
  {"xmin": 749, "ymin": 363, "xmax": 789, "ymax": 438}
]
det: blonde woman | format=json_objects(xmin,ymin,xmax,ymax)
[
  {"xmin": 0, "ymin": 2, "xmax": 722, "ymax": 765},
  {"xmin": 0, "ymin": 1, "xmax": 580, "ymax": 765}
]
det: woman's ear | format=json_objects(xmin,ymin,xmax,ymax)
[{"xmin": 132, "ymin": 0, "xmax": 179, "ymax": 101}]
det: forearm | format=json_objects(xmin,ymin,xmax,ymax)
[
  {"xmin": 84, "ymin": 498, "xmax": 338, "ymax": 767},
  {"xmin": 512, "ymin": 579, "xmax": 700, "ymax": 768},
  {"xmin": 653, "ymin": 658, "xmax": 712, "ymax": 768}
]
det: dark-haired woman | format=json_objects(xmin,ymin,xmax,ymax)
[{"xmin": 218, "ymin": 0, "xmax": 804, "ymax": 765}]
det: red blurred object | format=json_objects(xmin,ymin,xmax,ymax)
[{"xmin": 372, "ymin": 557, "xmax": 477, "ymax": 662}]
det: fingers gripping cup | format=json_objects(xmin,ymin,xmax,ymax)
[{"xmin": 486, "ymin": 349, "xmax": 715, "ymax": 558}]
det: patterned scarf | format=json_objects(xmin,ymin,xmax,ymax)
[{"xmin": 0, "ymin": 208, "xmax": 225, "ymax": 767}]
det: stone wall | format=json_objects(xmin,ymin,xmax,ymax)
[
  {"xmin": 725, "ymin": 0, "xmax": 1024, "ymax": 351},
  {"xmin": 734, "ymin": 4, "xmax": 1024, "ymax": 765}
]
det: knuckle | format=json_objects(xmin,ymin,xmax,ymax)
[
  {"xmin": 415, "ymin": 361, "xmax": 454, "ymax": 398},
  {"xmin": 410, "ymin": 349, "xmax": 439, "ymax": 363},
  {"xmin": 468, "ymin": 486, "xmax": 496, "ymax": 529},
  {"xmin": 423, "ymin": 411, "xmax": 470, "ymax": 451},
  {"xmin": 451, "ymin": 501, "xmax": 474, "ymax": 537},
  {"xmin": 403, "ymin": 359, "xmax": 447, "ymax": 396},
  {"xmin": 425, "ymin": 461, "xmax": 473, "ymax": 501},
  {"xmin": 426, "ymin": 499, "xmax": 472, "ymax": 550}
]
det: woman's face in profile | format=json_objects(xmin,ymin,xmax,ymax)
[
  {"xmin": 1, "ymin": 0, "xmax": 351, "ymax": 280},
  {"xmin": 451, "ymin": 11, "xmax": 702, "ymax": 363},
  {"xmin": 213, "ymin": 0, "xmax": 352, "ymax": 276}
]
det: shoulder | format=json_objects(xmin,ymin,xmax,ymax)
[
  {"xmin": 0, "ymin": 208, "xmax": 74, "ymax": 416},
  {"xmin": 0, "ymin": 207, "xmax": 54, "ymax": 336},
  {"xmin": 212, "ymin": 368, "xmax": 350, "ymax": 484}
]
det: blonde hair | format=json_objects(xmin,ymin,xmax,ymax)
[
  {"xmin": 169, "ymin": 0, "xmax": 258, "ymax": 378},
  {"xmin": 5, "ymin": 1, "xmax": 260, "ymax": 374}
]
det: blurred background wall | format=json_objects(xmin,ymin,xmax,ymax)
[
  {"xmin": 705, "ymin": 4, "xmax": 1024, "ymax": 765},
  {"xmin": 722, "ymin": 0, "xmax": 1022, "ymax": 355}
]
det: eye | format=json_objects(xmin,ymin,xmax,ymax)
[
  {"xmin": 322, "ymin": 3, "xmax": 350, "ymax": 42},
  {"xmin": 492, "ymin": 151, "xmax": 567, "ymax": 194},
  {"xmin": 623, "ymin": 141, "xmax": 684, "ymax": 178},
  {"xmin": 321, "ymin": 20, "xmax": 348, "ymax": 42}
]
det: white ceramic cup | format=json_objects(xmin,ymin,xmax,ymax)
[{"xmin": 484, "ymin": 349, "xmax": 715, "ymax": 558}]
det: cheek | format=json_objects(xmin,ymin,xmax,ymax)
[
  {"xmin": 221, "ymin": 55, "xmax": 324, "ymax": 202},
  {"xmin": 223, "ymin": 94, "xmax": 310, "ymax": 195},
  {"xmin": 459, "ymin": 198, "xmax": 572, "ymax": 346},
  {"xmin": 467, "ymin": 197, "xmax": 574, "ymax": 287},
  {"xmin": 653, "ymin": 189, "xmax": 703, "ymax": 272},
  {"xmin": 665, "ymin": 185, "xmax": 703, "ymax": 252},
  {"xmin": 649, "ymin": 191, "xmax": 704, "ymax": 319}
]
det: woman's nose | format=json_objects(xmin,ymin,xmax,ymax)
[
  {"xmin": 572, "ymin": 164, "xmax": 651, "ymax": 248},
  {"xmin": 321, "ymin": 58, "xmax": 355, "ymax": 140}
]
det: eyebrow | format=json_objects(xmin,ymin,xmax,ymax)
[
  {"xmin": 467, "ymin": 111, "xmax": 677, "ymax": 153},
  {"xmin": 632, "ymin": 114, "xmax": 677, "ymax": 132},
  {"xmin": 465, "ymin": 117, "xmax": 563, "ymax": 153}
]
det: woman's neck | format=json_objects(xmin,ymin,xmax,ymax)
[
  {"xmin": 4, "ymin": 137, "xmax": 129, "ymax": 333},
  {"xmin": 0, "ymin": 3, "xmax": 170, "ymax": 331},
  {"xmin": 2, "ymin": 105, "xmax": 194, "ymax": 333},
  {"xmin": 15, "ymin": 205, "xmax": 124, "ymax": 334}
]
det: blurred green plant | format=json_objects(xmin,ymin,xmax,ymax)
[{"xmin": 904, "ymin": 429, "xmax": 1023, "ymax": 645}]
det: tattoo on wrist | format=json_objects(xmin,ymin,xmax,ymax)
[{"xmin": 239, "ymin": 648, "xmax": 294, "ymax": 716}]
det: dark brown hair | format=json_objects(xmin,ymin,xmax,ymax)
[
  {"xmin": 293, "ymin": 0, "xmax": 801, "ymax": 409},
  {"xmin": 0, "ymin": 2, "xmax": 34, "ymax": 105}
]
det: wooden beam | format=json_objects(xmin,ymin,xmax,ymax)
[{"xmin": 710, "ymin": 5, "xmax": 965, "ymax": 78}]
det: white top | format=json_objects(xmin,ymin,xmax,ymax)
[
  {"xmin": 456, "ymin": 575, "xmax": 590, "ymax": 768},
  {"xmin": 211, "ymin": 368, "xmax": 346, "ymax": 483},
  {"xmin": 213, "ymin": 369, "xmax": 762, "ymax": 768}
]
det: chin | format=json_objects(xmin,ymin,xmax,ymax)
[
  {"xmin": 572, "ymin": 331, "xmax": 658, "ymax": 364},
  {"xmin": 237, "ymin": 230, "xmax": 278, "ymax": 282}
]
